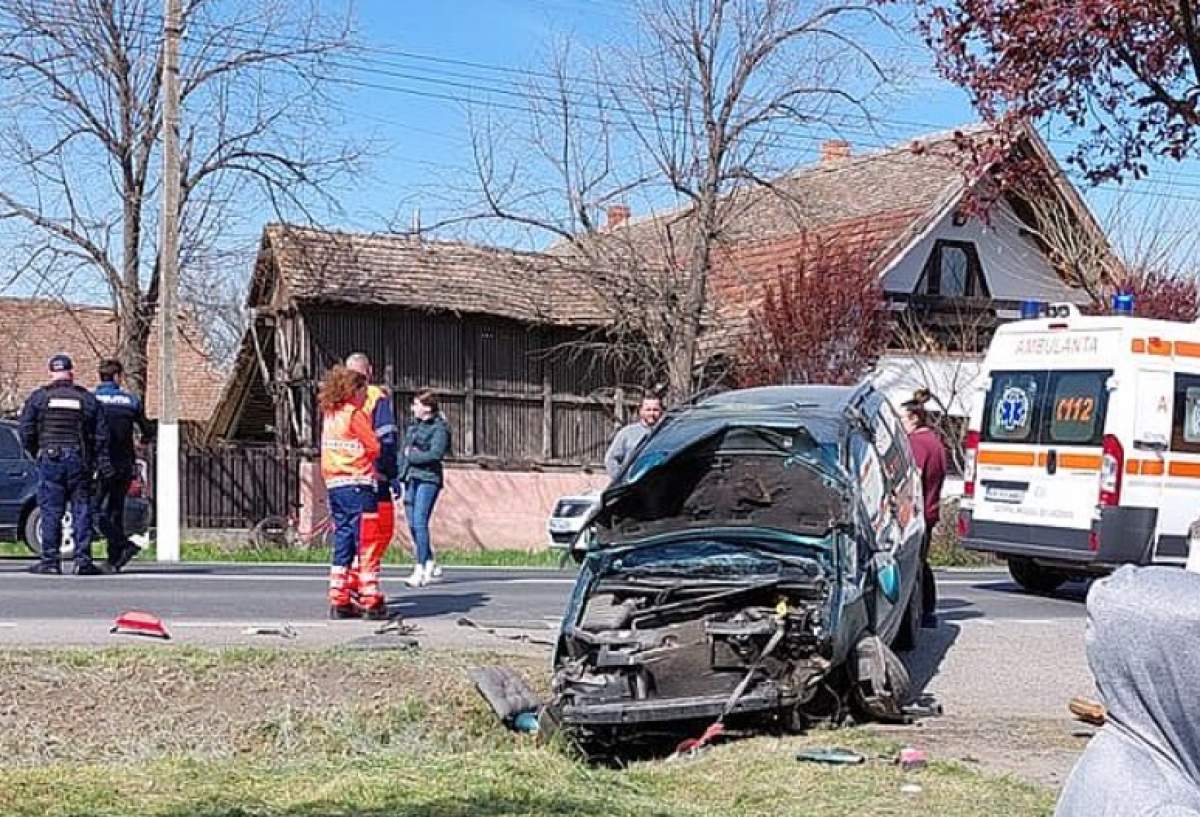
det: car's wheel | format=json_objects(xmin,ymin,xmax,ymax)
[
  {"xmin": 22, "ymin": 507, "xmax": 78, "ymax": 560},
  {"xmin": 892, "ymin": 572, "xmax": 922, "ymax": 653},
  {"xmin": 1008, "ymin": 557, "xmax": 1068, "ymax": 595},
  {"xmin": 851, "ymin": 635, "xmax": 911, "ymax": 723}
]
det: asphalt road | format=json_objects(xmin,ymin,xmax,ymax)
[
  {"xmin": 0, "ymin": 560, "xmax": 1089, "ymax": 626},
  {"xmin": 0, "ymin": 559, "xmax": 1098, "ymax": 726}
]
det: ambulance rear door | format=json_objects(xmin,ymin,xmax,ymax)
[{"xmin": 1156, "ymin": 370, "xmax": 1200, "ymax": 561}]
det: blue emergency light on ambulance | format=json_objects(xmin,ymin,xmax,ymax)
[
  {"xmin": 1112, "ymin": 292, "xmax": 1135, "ymax": 316},
  {"xmin": 1020, "ymin": 299, "xmax": 1042, "ymax": 320}
]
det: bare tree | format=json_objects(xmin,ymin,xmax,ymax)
[
  {"xmin": 455, "ymin": 0, "xmax": 900, "ymax": 403},
  {"xmin": 0, "ymin": 0, "xmax": 360, "ymax": 395}
]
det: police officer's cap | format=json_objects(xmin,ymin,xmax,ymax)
[{"xmin": 47, "ymin": 354, "xmax": 73, "ymax": 373}]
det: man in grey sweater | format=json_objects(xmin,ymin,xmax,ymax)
[
  {"xmin": 1055, "ymin": 565, "xmax": 1200, "ymax": 817},
  {"xmin": 604, "ymin": 395, "xmax": 664, "ymax": 480}
]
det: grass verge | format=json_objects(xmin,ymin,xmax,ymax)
[{"xmin": 0, "ymin": 647, "xmax": 1053, "ymax": 817}]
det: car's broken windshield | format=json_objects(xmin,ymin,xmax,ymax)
[
  {"xmin": 604, "ymin": 538, "xmax": 828, "ymax": 580},
  {"xmin": 596, "ymin": 425, "xmax": 848, "ymax": 544}
]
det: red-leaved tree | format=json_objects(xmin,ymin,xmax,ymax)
[
  {"xmin": 734, "ymin": 244, "xmax": 890, "ymax": 387},
  {"xmin": 911, "ymin": 1, "xmax": 1200, "ymax": 185}
]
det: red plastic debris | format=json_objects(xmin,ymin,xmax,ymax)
[
  {"xmin": 674, "ymin": 721, "xmax": 725, "ymax": 756},
  {"xmin": 110, "ymin": 611, "xmax": 170, "ymax": 640},
  {"xmin": 898, "ymin": 746, "xmax": 928, "ymax": 771}
]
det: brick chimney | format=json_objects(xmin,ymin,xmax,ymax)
[
  {"xmin": 605, "ymin": 204, "xmax": 631, "ymax": 230},
  {"xmin": 821, "ymin": 139, "xmax": 851, "ymax": 163}
]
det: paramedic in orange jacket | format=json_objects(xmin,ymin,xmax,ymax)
[
  {"xmin": 319, "ymin": 366, "xmax": 380, "ymax": 619},
  {"xmin": 344, "ymin": 353, "xmax": 397, "ymax": 615}
]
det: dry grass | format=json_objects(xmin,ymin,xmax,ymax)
[{"xmin": 0, "ymin": 647, "xmax": 1054, "ymax": 817}]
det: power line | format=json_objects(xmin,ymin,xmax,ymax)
[{"xmin": 7, "ymin": 2, "xmax": 1200, "ymax": 208}]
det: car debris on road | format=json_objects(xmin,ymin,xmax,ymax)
[
  {"xmin": 110, "ymin": 610, "xmax": 170, "ymax": 640},
  {"xmin": 242, "ymin": 623, "xmax": 298, "ymax": 639}
]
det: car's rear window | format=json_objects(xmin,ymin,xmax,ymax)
[{"xmin": 982, "ymin": 369, "xmax": 1111, "ymax": 446}]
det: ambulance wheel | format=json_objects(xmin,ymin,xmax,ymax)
[{"xmin": 1008, "ymin": 557, "xmax": 1067, "ymax": 594}]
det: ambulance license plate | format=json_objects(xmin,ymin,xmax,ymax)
[{"xmin": 984, "ymin": 485, "xmax": 1026, "ymax": 504}]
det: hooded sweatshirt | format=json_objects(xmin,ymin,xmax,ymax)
[{"xmin": 1055, "ymin": 566, "xmax": 1200, "ymax": 817}]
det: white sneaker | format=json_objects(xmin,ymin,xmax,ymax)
[
  {"xmin": 424, "ymin": 560, "xmax": 440, "ymax": 583},
  {"xmin": 403, "ymin": 564, "xmax": 427, "ymax": 588}
]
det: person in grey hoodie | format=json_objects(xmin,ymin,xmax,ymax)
[
  {"xmin": 604, "ymin": 394, "xmax": 663, "ymax": 480},
  {"xmin": 1055, "ymin": 565, "xmax": 1200, "ymax": 817}
]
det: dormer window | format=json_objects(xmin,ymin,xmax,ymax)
[{"xmin": 920, "ymin": 240, "xmax": 989, "ymax": 297}]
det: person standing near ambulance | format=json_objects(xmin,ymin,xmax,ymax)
[
  {"xmin": 344, "ymin": 353, "xmax": 398, "ymax": 617},
  {"xmin": 902, "ymin": 389, "xmax": 946, "ymax": 629},
  {"xmin": 93, "ymin": 358, "xmax": 154, "ymax": 572},
  {"xmin": 319, "ymin": 366, "xmax": 380, "ymax": 619},
  {"xmin": 18, "ymin": 354, "xmax": 113, "ymax": 575}
]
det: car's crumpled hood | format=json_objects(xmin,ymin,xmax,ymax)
[{"xmin": 594, "ymin": 419, "xmax": 850, "ymax": 546}]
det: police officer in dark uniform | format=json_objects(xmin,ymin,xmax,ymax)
[
  {"xmin": 18, "ymin": 354, "xmax": 113, "ymax": 575},
  {"xmin": 93, "ymin": 358, "xmax": 153, "ymax": 572}
]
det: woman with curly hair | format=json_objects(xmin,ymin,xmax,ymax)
[{"xmin": 319, "ymin": 365, "xmax": 380, "ymax": 618}]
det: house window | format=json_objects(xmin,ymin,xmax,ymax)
[{"xmin": 920, "ymin": 240, "xmax": 988, "ymax": 297}]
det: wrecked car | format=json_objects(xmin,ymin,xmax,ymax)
[{"xmin": 544, "ymin": 383, "xmax": 926, "ymax": 749}]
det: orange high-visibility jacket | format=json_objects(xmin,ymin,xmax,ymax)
[{"xmin": 321, "ymin": 402, "xmax": 380, "ymax": 490}]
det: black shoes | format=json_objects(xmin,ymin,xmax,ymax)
[
  {"xmin": 106, "ymin": 543, "xmax": 141, "ymax": 573},
  {"xmin": 27, "ymin": 562, "xmax": 61, "ymax": 575},
  {"xmin": 329, "ymin": 604, "xmax": 360, "ymax": 620},
  {"xmin": 74, "ymin": 562, "xmax": 105, "ymax": 576}
]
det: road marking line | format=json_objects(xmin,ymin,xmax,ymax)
[
  {"xmin": 499, "ymin": 579, "xmax": 576, "ymax": 585},
  {"xmin": 170, "ymin": 621, "xmax": 330, "ymax": 629},
  {"xmin": 0, "ymin": 623, "xmax": 16, "ymax": 628}
]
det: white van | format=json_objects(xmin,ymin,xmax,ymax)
[{"xmin": 960, "ymin": 302, "xmax": 1200, "ymax": 592}]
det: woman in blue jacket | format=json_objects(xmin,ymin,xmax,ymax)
[{"xmin": 397, "ymin": 390, "xmax": 450, "ymax": 587}]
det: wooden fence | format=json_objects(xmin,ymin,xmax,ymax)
[{"xmin": 150, "ymin": 444, "xmax": 302, "ymax": 529}]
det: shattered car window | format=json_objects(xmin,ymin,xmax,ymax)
[
  {"xmin": 597, "ymin": 425, "xmax": 849, "ymax": 544},
  {"xmin": 607, "ymin": 538, "xmax": 829, "ymax": 579}
]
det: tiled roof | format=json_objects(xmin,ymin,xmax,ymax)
[
  {"xmin": 253, "ymin": 224, "xmax": 608, "ymax": 326},
  {"xmin": 0, "ymin": 297, "xmax": 226, "ymax": 423},
  {"xmin": 565, "ymin": 125, "xmax": 985, "ymax": 264}
]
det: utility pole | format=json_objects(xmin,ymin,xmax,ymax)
[{"xmin": 156, "ymin": 0, "xmax": 182, "ymax": 562}]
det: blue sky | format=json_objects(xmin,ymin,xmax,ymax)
[
  {"xmin": 340, "ymin": 0, "xmax": 983, "ymax": 232},
  {"xmin": 335, "ymin": 0, "xmax": 1200, "ymax": 258}
]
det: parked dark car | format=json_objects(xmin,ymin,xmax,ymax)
[
  {"xmin": 543, "ymin": 383, "xmax": 926, "ymax": 750},
  {"xmin": 0, "ymin": 419, "xmax": 151, "ymax": 558}
]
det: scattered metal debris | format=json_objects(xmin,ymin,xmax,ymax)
[
  {"xmin": 110, "ymin": 611, "xmax": 170, "ymax": 640},
  {"xmin": 796, "ymin": 747, "xmax": 866, "ymax": 765},
  {"xmin": 469, "ymin": 666, "xmax": 544, "ymax": 730},
  {"xmin": 900, "ymin": 783, "xmax": 923, "ymax": 796},
  {"xmin": 347, "ymin": 634, "xmax": 419, "ymax": 651},
  {"xmin": 242, "ymin": 624, "xmax": 298, "ymax": 639},
  {"xmin": 374, "ymin": 616, "xmax": 419, "ymax": 637},
  {"xmin": 901, "ymin": 695, "xmax": 944, "ymax": 720},
  {"xmin": 457, "ymin": 617, "xmax": 556, "ymax": 646}
]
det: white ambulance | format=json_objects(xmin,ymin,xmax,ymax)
[{"xmin": 959, "ymin": 301, "xmax": 1200, "ymax": 593}]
